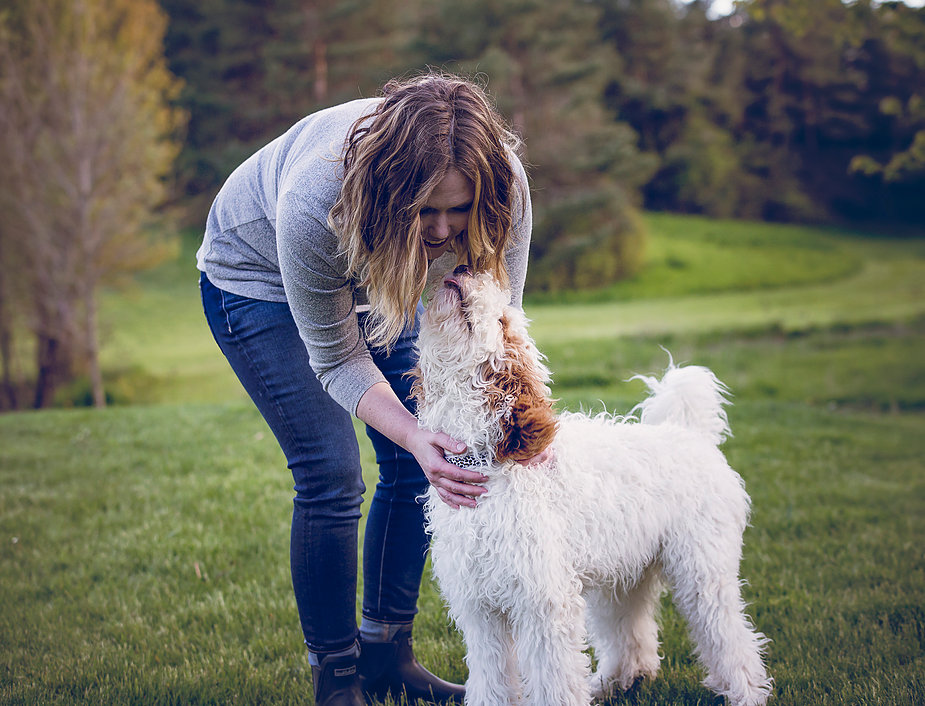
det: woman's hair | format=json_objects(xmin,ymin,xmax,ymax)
[{"xmin": 329, "ymin": 71, "xmax": 524, "ymax": 350}]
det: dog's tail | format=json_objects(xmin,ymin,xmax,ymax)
[{"xmin": 631, "ymin": 361, "xmax": 731, "ymax": 446}]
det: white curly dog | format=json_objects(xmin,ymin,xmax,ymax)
[{"xmin": 411, "ymin": 267, "xmax": 772, "ymax": 706}]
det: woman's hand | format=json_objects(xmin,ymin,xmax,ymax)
[
  {"xmin": 405, "ymin": 427, "xmax": 487, "ymax": 510},
  {"xmin": 356, "ymin": 383, "xmax": 487, "ymax": 509}
]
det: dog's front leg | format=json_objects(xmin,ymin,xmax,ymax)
[
  {"xmin": 455, "ymin": 607, "xmax": 521, "ymax": 706},
  {"xmin": 509, "ymin": 591, "xmax": 592, "ymax": 706}
]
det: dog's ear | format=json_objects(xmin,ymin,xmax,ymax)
[
  {"xmin": 490, "ymin": 315, "xmax": 558, "ymax": 463},
  {"xmin": 495, "ymin": 387, "xmax": 558, "ymax": 463}
]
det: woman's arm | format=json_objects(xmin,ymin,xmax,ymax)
[
  {"xmin": 505, "ymin": 152, "xmax": 533, "ymax": 309},
  {"xmin": 356, "ymin": 382, "xmax": 488, "ymax": 509},
  {"xmin": 277, "ymin": 190, "xmax": 388, "ymax": 415},
  {"xmin": 277, "ymin": 191, "xmax": 490, "ymax": 509}
]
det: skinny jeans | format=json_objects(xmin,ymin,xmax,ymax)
[{"xmin": 200, "ymin": 271, "xmax": 430, "ymax": 653}]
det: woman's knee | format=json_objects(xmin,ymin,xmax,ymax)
[{"xmin": 291, "ymin": 457, "xmax": 366, "ymax": 514}]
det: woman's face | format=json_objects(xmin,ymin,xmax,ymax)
[{"xmin": 420, "ymin": 168, "xmax": 474, "ymax": 259}]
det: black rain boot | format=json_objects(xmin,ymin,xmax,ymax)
[
  {"xmin": 309, "ymin": 642, "xmax": 365, "ymax": 706},
  {"xmin": 359, "ymin": 623, "xmax": 465, "ymax": 705}
]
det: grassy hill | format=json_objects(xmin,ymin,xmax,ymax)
[{"xmin": 1, "ymin": 213, "xmax": 923, "ymax": 704}]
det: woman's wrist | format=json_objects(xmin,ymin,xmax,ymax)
[{"xmin": 356, "ymin": 381, "xmax": 419, "ymax": 451}]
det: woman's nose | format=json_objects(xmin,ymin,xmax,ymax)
[{"xmin": 433, "ymin": 213, "xmax": 451, "ymax": 238}]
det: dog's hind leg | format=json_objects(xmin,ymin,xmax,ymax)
[
  {"xmin": 662, "ymin": 541, "xmax": 772, "ymax": 706},
  {"xmin": 586, "ymin": 568, "xmax": 663, "ymax": 699},
  {"xmin": 455, "ymin": 608, "xmax": 521, "ymax": 706}
]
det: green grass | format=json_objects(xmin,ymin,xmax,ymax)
[
  {"xmin": 528, "ymin": 213, "xmax": 872, "ymax": 304},
  {"xmin": 95, "ymin": 234, "xmax": 249, "ymax": 406},
  {"xmin": 94, "ymin": 212, "xmax": 925, "ymax": 406},
  {"xmin": 2, "ymin": 213, "xmax": 924, "ymax": 704},
  {"xmin": 545, "ymin": 318, "xmax": 925, "ymax": 413}
]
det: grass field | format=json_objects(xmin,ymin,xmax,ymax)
[{"xmin": 1, "ymin": 212, "xmax": 924, "ymax": 704}]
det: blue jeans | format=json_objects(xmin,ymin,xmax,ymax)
[{"xmin": 200, "ymin": 272, "xmax": 430, "ymax": 653}]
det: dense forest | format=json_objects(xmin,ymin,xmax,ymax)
[{"xmin": 161, "ymin": 0, "xmax": 925, "ymax": 284}]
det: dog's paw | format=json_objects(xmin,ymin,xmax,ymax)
[
  {"xmin": 588, "ymin": 673, "xmax": 612, "ymax": 704},
  {"xmin": 589, "ymin": 663, "xmax": 660, "ymax": 703}
]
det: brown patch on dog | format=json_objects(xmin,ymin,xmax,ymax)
[{"xmin": 490, "ymin": 314, "xmax": 558, "ymax": 463}]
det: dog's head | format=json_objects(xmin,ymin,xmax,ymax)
[{"xmin": 412, "ymin": 266, "xmax": 557, "ymax": 463}]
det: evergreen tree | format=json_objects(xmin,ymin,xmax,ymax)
[
  {"xmin": 410, "ymin": 0, "xmax": 656, "ymax": 291},
  {"xmin": 847, "ymin": 2, "xmax": 925, "ymax": 221},
  {"xmin": 160, "ymin": 0, "xmax": 405, "ymax": 219},
  {"xmin": 596, "ymin": 0, "xmax": 750, "ymax": 217},
  {"xmin": 727, "ymin": 0, "xmax": 925, "ymax": 222},
  {"xmin": 155, "ymin": 0, "xmax": 924, "ymax": 256}
]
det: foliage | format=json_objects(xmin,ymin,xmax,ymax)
[
  {"xmin": 0, "ymin": 0, "xmax": 186, "ymax": 409},
  {"xmin": 592, "ymin": 0, "xmax": 925, "ymax": 223},
  {"xmin": 727, "ymin": 0, "xmax": 925, "ymax": 222},
  {"xmin": 850, "ymin": 94, "xmax": 925, "ymax": 183},
  {"xmin": 155, "ymin": 0, "xmax": 925, "ymax": 296},
  {"xmin": 596, "ymin": 0, "xmax": 722, "ymax": 211},
  {"xmin": 159, "ymin": 0, "xmax": 407, "ymax": 215}
]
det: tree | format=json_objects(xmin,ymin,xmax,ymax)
[
  {"xmin": 596, "ymin": 0, "xmax": 750, "ymax": 217},
  {"xmin": 851, "ymin": 96, "xmax": 925, "ymax": 182},
  {"xmin": 410, "ymin": 0, "xmax": 656, "ymax": 291},
  {"xmin": 0, "ymin": 0, "xmax": 186, "ymax": 409},
  {"xmin": 847, "ymin": 3, "xmax": 925, "ymax": 221},
  {"xmin": 160, "ymin": 0, "xmax": 406, "ymax": 220},
  {"xmin": 593, "ymin": 0, "xmax": 925, "ymax": 224},
  {"xmin": 728, "ymin": 0, "xmax": 925, "ymax": 222}
]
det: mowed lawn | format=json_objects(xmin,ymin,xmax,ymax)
[{"xmin": 1, "ymin": 213, "xmax": 923, "ymax": 704}]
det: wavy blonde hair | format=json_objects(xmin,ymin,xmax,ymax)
[{"xmin": 329, "ymin": 72, "xmax": 523, "ymax": 350}]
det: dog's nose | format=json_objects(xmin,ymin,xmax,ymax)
[{"xmin": 453, "ymin": 264, "xmax": 473, "ymax": 276}]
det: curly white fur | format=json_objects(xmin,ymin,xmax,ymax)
[{"xmin": 413, "ymin": 271, "xmax": 772, "ymax": 706}]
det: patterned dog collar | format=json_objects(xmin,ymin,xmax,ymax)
[{"xmin": 445, "ymin": 451, "xmax": 494, "ymax": 470}]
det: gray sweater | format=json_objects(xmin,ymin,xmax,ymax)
[{"xmin": 197, "ymin": 98, "xmax": 532, "ymax": 415}]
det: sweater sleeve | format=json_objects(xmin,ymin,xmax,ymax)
[
  {"xmin": 275, "ymin": 152, "xmax": 533, "ymax": 416},
  {"xmin": 276, "ymin": 189, "xmax": 386, "ymax": 416},
  {"xmin": 505, "ymin": 154, "xmax": 533, "ymax": 309}
]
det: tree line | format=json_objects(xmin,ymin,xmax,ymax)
[
  {"xmin": 162, "ymin": 0, "xmax": 924, "ymax": 229},
  {"xmin": 1, "ymin": 0, "xmax": 922, "ymax": 409},
  {"xmin": 161, "ymin": 0, "xmax": 923, "ymax": 284}
]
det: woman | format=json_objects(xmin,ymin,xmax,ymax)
[{"xmin": 198, "ymin": 73, "xmax": 533, "ymax": 705}]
